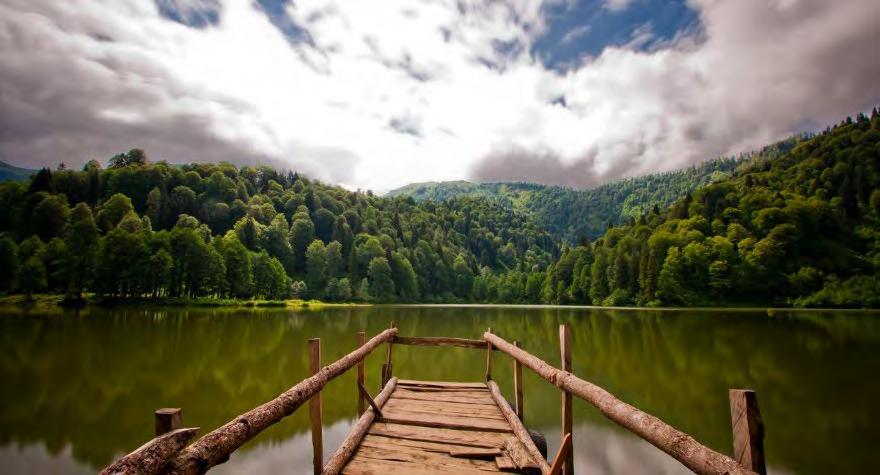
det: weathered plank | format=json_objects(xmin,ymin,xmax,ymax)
[
  {"xmin": 398, "ymin": 379, "xmax": 488, "ymax": 389},
  {"xmin": 362, "ymin": 434, "xmax": 495, "ymax": 456},
  {"xmin": 352, "ymin": 443, "xmax": 499, "ymax": 472},
  {"xmin": 100, "ymin": 428, "xmax": 199, "ymax": 475},
  {"xmin": 495, "ymin": 454, "xmax": 518, "ymax": 472},
  {"xmin": 367, "ymin": 422, "xmax": 508, "ymax": 449},
  {"xmin": 375, "ymin": 415, "xmax": 513, "ymax": 433},
  {"xmin": 384, "ymin": 399, "xmax": 507, "ymax": 420},
  {"xmin": 393, "ymin": 336, "xmax": 491, "ymax": 350},
  {"xmin": 504, "ymin": 437, "xmax": 541, "ymax": 475},
  {"xmin": 449, "ymin": 448, "xmax": 502, "ymax": 459},
  {"xmin": 392, "ymin": 392, "xmax": 498, "ymax": 406},
  {"xmin": 729, "ymin": 389, "xmax": 766, "ymax": 475},
  {"xmin": 322, "ymin": 378, "xmax": 398, "ymax": 475},
  {"xmin": 342, "ymin": 457, "xmax": 491, "ymax": 475},
  {"xmin": 484, "ymin": 331, "xmax": 756, "ymax": 475}
]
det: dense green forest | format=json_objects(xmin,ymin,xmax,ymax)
[
  {"xmin": 539, "ymin": 110, "xmax": 880, "ymax": 308},
  {"xmin": 387, "ymin": 151, "xmax": 783, "ymax": 242},
  {"xmin": 0, "ymin": 110, "xmax": 877, "ymax": 307},
  {"xmin": 0, "ymin": 152, "xmax": 555, "ymax": 303}
]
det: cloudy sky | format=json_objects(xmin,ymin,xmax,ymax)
[{"xmin": 1, "ymin": 0, "xmax": 878, "ymax": 192}]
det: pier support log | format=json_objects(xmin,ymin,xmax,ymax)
[
  {"xmin": 155, "ymin": 408, "xmax": 182, "ymax": 437},
  {"xmin": 729, "ymin": 389, "xmax": 766, "ymax": 475},
  {"xmin": 484, "ymin": 331, "xmax": 755, "ymax": 475},
  {"xmin": 485, "ymin": 327, "xmax": 494, "ymax": 381},
  {"xmin": 323, "ymin": 378, "xmax": 398, "ymax": 475},
  {"xmin": 309, "ymin": 338, "xmax": 323, "ymax": 475},
  {"xmin": 514, "ymin": 341, "xmax": 523, "ymax": 422},
  {"xmin": 357, "ymin": 332, "xmax": 366, "ymax": 416},
  {"xmin": 559, "ymin": 325, "xmax": 573, "ymax": 475}
]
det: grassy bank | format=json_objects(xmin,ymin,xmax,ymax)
[{"xmin": 0, "ymin": 294, "xmax": 367, "ymax": 312}]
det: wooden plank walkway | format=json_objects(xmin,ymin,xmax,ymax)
[{"xmin": 341, "ymin": 379, "xmax": 542, "ymax": 474}]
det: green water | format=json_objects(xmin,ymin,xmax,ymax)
[{"xmin": 0, "ymin": 306, "xmax": 877, "ymax": 474}]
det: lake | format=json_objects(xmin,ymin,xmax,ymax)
[{"xmin": 0, "ymin": 306, "xmax": 877, "ymax": 474}]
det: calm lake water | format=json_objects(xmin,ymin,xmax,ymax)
[{"xmin": 0, "ymin": 306, "xmax": 877, "ymax": 474}]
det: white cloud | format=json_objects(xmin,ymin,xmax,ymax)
[{"xmin": 0, "ymin": 0, "xmax": 878, "ymax": 192}]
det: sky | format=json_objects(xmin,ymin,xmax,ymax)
[{"xmin": 0, "ymin": 0, "xmax": 878, "ymax": 193}]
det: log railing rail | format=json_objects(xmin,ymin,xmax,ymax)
[
  {"xmin": 483, "ymin": 330, "xmax": 760, "ymax": 475},
  {"xmin": 160, "ymin": 327, "xmax": 398, "ymax": 475}
]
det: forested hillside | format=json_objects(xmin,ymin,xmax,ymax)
[
  {"xmin": 0, "ymin": 111, "xmax": 876, "ymax": 308},
  {"xmin": 0, "ymin": 151, "xmax": 555, "ymax": 303},
  {"xmin": 541, "ymin": 110, "xmax": 880, "ymax": 308},
  {"xmin": 387, "ymin": 154, "xmax": 772, "ymax": 242},
  {"xmin": 0, "ymin": 161, "xmax": 36, "ymax": 182}
]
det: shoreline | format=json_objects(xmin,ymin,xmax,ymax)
[{"xmin": 0, "ymin": 294, "xmax": 877, "ymax": 313}]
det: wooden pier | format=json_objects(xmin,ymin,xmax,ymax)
[{"xmin": 102, "ymin": 325, "xmax": 766, "ymax": 475}]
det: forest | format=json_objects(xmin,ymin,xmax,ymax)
[
  {"xmin": 539, "ymin": 110, "xmax": 880, "ymax": 308},
  {"xmin": 387, "ymin": 151, "xmax": 777, "ymax": 242},
  {"xmin": 0, "ymin": 152, "xmax": 556, "ymax": 303},
  {"xmin": 0, "ymin": 110, "xmax": 877, "ymax": 307}
]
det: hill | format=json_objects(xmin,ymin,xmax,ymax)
[
  {"xmin": 387, "ymin": 153, "xmax": 781, "ymax": 243},
  {"xmin": 0, "ymin": 154, "xmax": 555, "ymax": 303},
  {"xmin": 0, "ymin": 161, "xmax": 36, "ymax": 182},
  {"xmin": 540, "ymin": 110, "xmax": 880, "ymax": 308}
]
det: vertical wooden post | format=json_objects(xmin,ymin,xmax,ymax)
[
  {"xmin": 513, "ymin": 340, "xmax": 523, "ymax": 422},
  {"xmin": 154, "ymin": 408, "xmax": 182, "ymax": 437},
  {"xmin": 559, "ymin": 324, "xmax": 573, "ymax": 475},
  {"xmin": 357, "ymin": 331, "xmax": 366, "ymax": 416},
  {"xmin": 485, "ymin": 327, "xmax": 494, "ymax": 381},
  {"xmin": 308, "ymin": 338, "xmax": 323, "ymax": 475},
  {"xmin": 729, "ymin": 389, "xmax": 766, "ymax": 475},
  {"xmin": 383, "ymin": 322, "xmax": 395, "ymax": 387}
]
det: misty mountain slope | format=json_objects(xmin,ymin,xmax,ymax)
[
  {"xmin": 388, "ymin": 142, "xmax": 800, "ymax": 242},
  {"xmin": 0, "ymin": 161, "xmax": 36, "ymax": 182}
]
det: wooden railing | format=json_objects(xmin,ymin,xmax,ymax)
[
  {"xmin": 483, "ymin": 328, "xmax": 767, "ymax": 475},
  {"xmin": 102, "ymin": 325, "xmax": 766, "ymax": 475}
]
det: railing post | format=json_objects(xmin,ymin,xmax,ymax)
[
  {"xmin": 485, "ymin": 327, "xmax": 494, "ymax": 381},
  {"xmin": 382, "ymin": 322, "xmax": 395, "ymax": 388},
  {"xmin": 309, "ymin": 338, "xmax": 323, "ymax": 475},
  {"xmin": 729, "ymin": 389, "xmax": 766, "ymax": 475},
  {"xmin": 513, "ymin": 340, "xmax": 523, "ymax": 422},
  {"xmin": 357, "ymin": 331, "xmax": 366, "ymax": 416},
  {"xmin": 154, "ymin": 408, "xmax": 182, "ymax": 437},
  {"xmin": 559, "ymin": 324, "xmax": 573, "ymax": 475}
]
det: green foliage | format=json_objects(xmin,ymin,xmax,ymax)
[
  {"xmin": 368, "ymin": 257, "xmax": 395, "ymax": 300},
  {"xmin": 20, "ymin": 255, "xmax": 47, "ymax": 297},
  {"xmin": 388, "ymin": 155, "xmax": 755, "ymax": 243},
  {"xmin": 0, "ymin": 237, "xmax": 18, "ymax": 291},
  {"xmin": 544, "ymin": 111, "xmax": 880, "ymax": 308}
]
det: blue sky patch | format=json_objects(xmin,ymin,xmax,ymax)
[
  {"xmin": 253, "ymin": 0, "xmax": 313, "ymax": 45},
  {"xmin": 155, "ymin": 0, "xmax": 221, "ymax": 28},
  {"xmin": 532, "ymin": 0, "xmax": 702, "ymax": 70}
]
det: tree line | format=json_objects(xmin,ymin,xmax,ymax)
[{"xmin": 0, "ymin": 150, "xmax": 555, "ymax": 302}]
